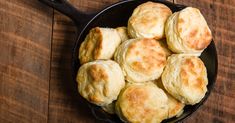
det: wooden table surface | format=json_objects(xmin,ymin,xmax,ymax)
[{"xmin": 0, "ymin": 0, "xmax": 234, "ymax": 123}]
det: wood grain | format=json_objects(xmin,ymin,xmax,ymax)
[
  {"xmin": 174, "ymin": 0, "xmax": 235, "ymax": 123},
  {"xmin": 48, "ymin": 0, "xmax": 120, "ymax": 122},
  {"xmin": 1, "ymin": 0, "xmax": 234, "ymax": 123},
  {"xmin": 47, "ymin": 11, "xmax": 95, "ymax": 123},
  {"xmin": 0, "ymin": 0, "xmax": 53, "ymax": 123}
]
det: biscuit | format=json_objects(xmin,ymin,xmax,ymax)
[
  {"xmin": 116, "ymin": 27, "xmax": 129, "ymax": 42},
  {"xmin": 79, "ymin": 27, "xmax": 121, "ymax": 64},
  {"xmin": 115, "ymin": 82, "xmax": 168, "ymax": 123},
  {"xmin": 155, "ymin": 79, "xmax": 185, "ymax": 118},
  {"xmin": 128, "ymin": 2, "xmax": 172, "ymax": 39},
  {"xmin": 76, "ymin": 60, "xmax": 125, "ymax": 106},
  {"xmin": 114, "ymin": 38, "xmax": 167, "ymax": 83},
  {"xmin": 159, "ymin": 39, "xmax": 172, "ymax": 57},
  {"xmin": 165, "ymin": 7, "xmax": 212, "ymax": 55},
  {"xmin": 162, "ymin": 54, "xmax": 208, "ymax": 105}
]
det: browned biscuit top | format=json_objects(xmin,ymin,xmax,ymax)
[{"xmin": 177, "ymin": 7, "xmax": 212, "ymax": 50}]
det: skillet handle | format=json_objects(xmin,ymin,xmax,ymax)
[
  {"xmin": 38, "ymin": 0, "xmax": 90, "ymax": 25},
  {"xmin": 175, "ymin": 3, "xmax": 187, "ymax": 10}
]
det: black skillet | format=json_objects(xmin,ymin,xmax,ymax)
[{"xmin": 39, "ymin": 0, "xmax": 218, "ymax": 122}]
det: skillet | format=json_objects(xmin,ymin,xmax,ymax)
[{"xmin": 38, "ymin": 0, "xmax": 218, "ymax": 122}]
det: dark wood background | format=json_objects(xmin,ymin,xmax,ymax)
[{"xmin": 0, "ymin": 0, "xmax": 234, "ymax": 123}]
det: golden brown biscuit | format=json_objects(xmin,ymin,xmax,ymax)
[
  {"xmin": 114, "ymin": 38, "xmax": 167, "ymax": 83},
  {"xmin": 162, "ymin": 54, "xmax": 208, "ymax": 105},
  {"xmin": 158, "ymin": 39, "xmax": 172, "ymax": 57},
  {"xmin": 155, "ymin": 79, "xmax": 185, "ymax": 118},
  {"xmin": 76, "ymin": 60, "xmax": 125, "ymax": 106},
  {"xmin": 128, "ymin": 2, "xmax": 172, "ymax": 39},
  {"xmin": 79, "ymin": 27, "xmax": 121, "ymax": 64},
  {"xmin": 115, "ymin": 82, "xmax": 168, "ymax": 123},
  {"xmin": 116, "ymin": 27, "xmax": 129, "ymax": 42},
  {"xmin": 165, "ymin": 7, "xmax": 212, "ymax": 55}
]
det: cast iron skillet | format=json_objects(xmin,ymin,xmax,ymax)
[{"xmin": 39, "ymin": 0, "xmax": 218, "ymax": 122}]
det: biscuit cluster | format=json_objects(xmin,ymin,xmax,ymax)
[{"xmin": 77, "ymin": 1, "xmax": 212, "ymax": 123}]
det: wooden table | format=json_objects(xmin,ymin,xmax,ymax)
[{"xmin": 0, "ymin": 0, "xmax": 234, "ymax": 122}]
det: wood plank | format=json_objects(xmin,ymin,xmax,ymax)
[
  {"xmin": 48, "ymin": 0, "xmax": 119, "ymax": 122},
  {"xmin": 174, "ymin": 0, "xmax": 235, "ymax": 123},
  {"xmin": 47, "ymin": 11, "xmax": 96, "ymax": 123},
  {"xmin": 0, "ymin": 0, "xmax": 53, "ymax": 123}
]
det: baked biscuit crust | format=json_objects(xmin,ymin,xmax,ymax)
[
  {"xmin": 79, "ymin": 27, "xmax": 121, "ymax": 64},
  {"xmin": 128, "ymin": 2, "xmax": 172, "ymax": 39},
  {"xmin": 162, "ymin": 54, "xmax": 208, "ymax": 105},
  {"xmin": 115, "ymin": 38, "xmax": 167, "ymax": 83},
  {"xmin": 159, "ymin": 39, "xmax": 172, "ymax": 57},
  {"xmin": 155, "ymin": 79, "xmax": 185, "ymax": 118},
  {"xmin": 116, "ymin": 27, "xmax": 129, "ymax": 42},
  {"xmin": 177, "ymin": 7, "xmax": 212, "ymax": 50},
  {"xmin": 76, "ymin": 60, "xmax": 125, "ymax": 106},
  {"xmin": 116, "ymin": 83, "xmax": 168, "ymax": 123},
  {"xmin": 165, "ymin": 7, "xmax": 212, "ymax": 54}
]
